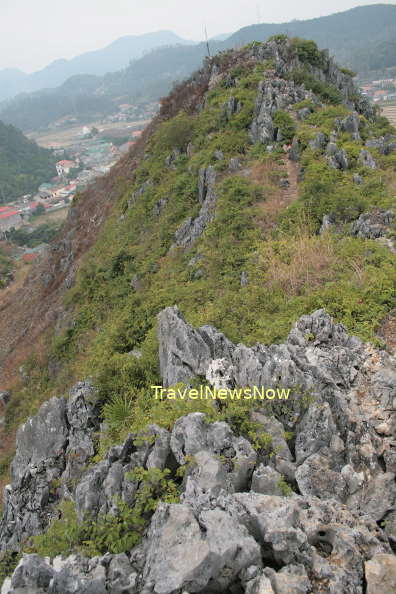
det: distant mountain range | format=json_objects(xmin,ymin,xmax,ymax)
[
  {"xmin": 0, "ymin": 31, "xmax": 190, "ymax": 103},
  {"xmin": 2, "ymin": 4, "xmax": 396, "ymax": 132}
]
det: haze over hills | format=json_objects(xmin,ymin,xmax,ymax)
[
  {"xmin": 0, "ymin": 30, "xmax": 190, "ymax": 103},
  {"xmin": 2, "ymin": 4, "xmax": 396, "ymax": 132}
]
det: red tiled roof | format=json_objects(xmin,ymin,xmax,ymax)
[
  {"xmin": 0, "ymin": 210, "xmax": 19, "ymax": 219},
  {"xmin": 22, "ymin": 253, "xmax": 37, "ymax": 263},
  {"xmin": 57, "ymin": 160, "xmax": 75, "ymax": 167},
  {"xmin": 0, "ymin": 206, "xmax": 14, "ymax": 213}
]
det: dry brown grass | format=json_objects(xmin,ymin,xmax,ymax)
[
  {"xmin": 259, "ymin": 231, "xmax": 338, "ymax": 296},
  {"xmin": 250, "ymin": 158, "xmax": 300, "ymax": 230}
]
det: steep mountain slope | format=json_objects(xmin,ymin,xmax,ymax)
[
  {"xmin": 0, "ymin": 31, "xmax": 190, "ymax": 102},
  {"xmin": 2, "ymin": 4, "xmax": 396, "ymax": 132},
  {"xmin": 0, "ymin": 120, "xmax": 55, "ymax": 200},
  {"xmin": 0, "ymin": 37, "xmax": 395, "ymax": 592}
]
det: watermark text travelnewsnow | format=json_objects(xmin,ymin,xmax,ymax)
[{"xmin": 151, "ymin": 385, "xmax": 291, "ymax": 401}]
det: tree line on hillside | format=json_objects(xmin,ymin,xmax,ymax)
[{"xmin": 0, "ymin": 120, "xmax": 56, "ymax": 201}]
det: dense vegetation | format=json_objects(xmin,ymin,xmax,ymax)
[
  {"xmin": 8, "ymin": 222, "xmax": 62, "ymax": 248},
  {"xmin": 1, "ymin": 38, "xmax": 396, "ymax": 562},
  {"xmin": 3, "ymin": 5, "xmax": 396, "ymax": 131},
  {"xmin": 0, "ymin": 247, "xmax": 12, "ymax": 288},
  {"xmin": 0, "ymin": 120, "xmax": 56, "ymax": 200}
]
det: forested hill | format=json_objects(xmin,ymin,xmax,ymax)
[
  {"xmin": 2, "ymin": 4, "xmax": 396, "ymax": 132},
  {"xmin": 228, "ymin": 4, "xmax": 396, "ymax": 71},
  {"xmin": 0, "ymin": 120, "xmax": 56, "ymax": 201}
]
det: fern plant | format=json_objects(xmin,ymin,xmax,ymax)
[{"xmin": 102, "ymin": 394, "xmax": 134, "ymax": 431}]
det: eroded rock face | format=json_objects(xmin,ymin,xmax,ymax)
[
  {"xmin": 157, "ymin": 306, "xmax": 396, "ymax": 520},
  {"xmin": 0, "ymin": 382, "xmax": 100, "ymax": 551},
  {"xmin": 350, "ymin": 209, "xmax": 395, "ymax": 239},
  {"xmin": 326, "ymin": 142, "xmax": 349, "ymax": 169},
  {"xmin": 366, "ymin": 134, "xmax": 396, "ymax": 155},
  {"xmin": 359, "ymin": 148, "xmax": 377, "ymax": 169},
  {"xmin": 75, "ymin": 425, "xmax": 172, "ymax": 521},
  {"xmin": 5, "ymin": 493, "xmax": 391, "ymax": 594},
  {"xmin": 174, "ymin": 166, "xmax": 217, "ymax": 247},
  {"xmin": 2, "ymin": 309, "xmax": 396, "ymax": 592},
  {"xmin": 250, "ymin": 78, "xmax": 310, "ymax": 144}
]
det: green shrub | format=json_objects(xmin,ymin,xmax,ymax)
[
  {"xmin": 31, "ymin": 468, "xmax": 179, "ymax": 558},
  {"xmin": 277, "ymin": 475, "xmax": 294, "ymax": 496},
  {"xmin": 288, "ymin": 69, "xmax": 341, "ymax": 105},
  {"xmin": 103, "ymin": 394, "xmax": 134, "ymax": 432},
  {"xmin": 291, "ymin": 38, "xmax": 325, "ymax": 67},
  {"xmin": 153, "ymin": 112, "xmax": 195, "ymax": 152},
  {"xmin": 273, "ymin": 110, "xmax": 297, "ymax": 143},
  {"xmin": 0, "ymin": 551, "xmax": 21, "ymax": 586}
]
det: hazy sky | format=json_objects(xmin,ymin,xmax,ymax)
[{"xmin": 0, "ymin": 0, "xmax": 391, "ymax": 72}]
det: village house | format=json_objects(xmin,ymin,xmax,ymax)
[
  {"xmin": 56, "ymin": 160, "xmax": 77, "ymax": 177},
  {"xmin": 0, "ymin": 206, "xmax": 23, "ymax": 235}
]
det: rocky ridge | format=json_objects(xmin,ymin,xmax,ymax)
[
  {"xmin": 1, "ymin": 309, "xmax": 396, "ymax": 593},
  {"xmin": 0, "ymin": 36, "xmax": 396, "ymax": 594}
]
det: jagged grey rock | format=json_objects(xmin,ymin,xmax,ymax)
[
  {"xmin": 289, "ymin": 137, "xmax": 301, "ymax": 161},
  {"xmin": 251, "ymin": 464, "xmax": 284, "ymax": 495},
  {"xmin": 75, "ymin": 425, "xmax": 171, "ymax": 520},
  {"xmin": 308, "ymin": 131, "xmax": 327, "ymax": 152},
  {"xmin": 157, "ymin": 306, "xmax": 396, "ymax": 519},
  {"xmin": 229, "ymin": 157, "xmax": 242, "ymax": 172},
  {"xmin": 350, "ymin": 209, "xmax": 394, "ymax": 238},
  {"xmin": 0, "ymin": 382, "xmax": 100, "ymax": 552},
  {"xmin": 128, "ymin": 179, "xmax": 153, "ymax": 208},
  {"xmin": 297, "ymin": 107, "xmax": 312, "ymax": 120},
  {"xmin": 365, "ymin": 554, "xmax": 396, "ymax": 594},
  {"xmin": 250, "ymin": 78, "xmax": 311, "ymax": 144},
  {"xmin": 326, "ymin": 142, "xmax": 349, "ymax": 169},
  {"xmin": 359, "ymin": 148, "xmax": 377, "ymax": 169},
  {"xmin": 366, "ymin": 135, "xmax": 396, "ymax": 155},
  {"xmin": 141, "ymin": 502, "xmax": 262, "ymax": 593},
  {"xmin": 339, "ymin": 111, "xmax": 360, "ymax": 140},
  {"xmin": 222, "ymin": 96, "xmax": 241, "ymax": 120},
  {"xmin": 264, "ymin": 565, "xmax": 311, "ymax": 594},
  {"xmin": 174, "ymin": 166, "xmax": 217, "ymax": 247},
  {"xmin": 152, "ymin": 198, "xmax": 167, "ymax": 216},
  {"xmin": 353, "ymin": 172, "xmax": 363, "ymax": 184},
  {"xmin": 170, "ymin": 413, "xmax": 256, "ymax": 497},
  {"xmin": 319, "ymin": 213, "xmax": 336, "ymax": 234}
]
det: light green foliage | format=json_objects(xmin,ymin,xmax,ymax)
[
  {"xmin": 273, "ymin": 110, "xmax": 297, "ymax": 143},
  {"xmin": 30, "ymin": 468, "xmax": 179, "ymax": 558},
  {"xmin": 0, "ymin": 248, "xmax": 12, "ymax": 288},
  {"xmin": 81, "ymin": 467, "xmax": 179, "ymax": 556},
  {"xmin": 0, "ymin": 551, "xmax": 21, "ymax": 586},
  {"xmin": 340, "ymin": 67, "xmax": 356, "ymax": 77},
  {"xmin": 288, "ymin": 69, "xmax": 341, "ymax": 105},
  {"xmin": 8, "ymin": 222, "xmax": 61, "ymax": 248},
  {"xmin": 291, "ymin": 99, "xmax": 316, "ymax": 112},
  {"xmin": 306, "ymin": 105, "xmax": 350, "ymax": 133},
  {"xmin": 291, "ymin": 38, "xmax": 325, "ymax": 67},
  {"xmin": 103, "ymin": 394, "xmax": 134, "ymax": 433},
  {"xmin": 29, "ymin": 501, "xmax": 81, "ymax": 558},
  {"xmin": 277, "ymin": 475, "xmax": 294, "ymax": 496}
]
